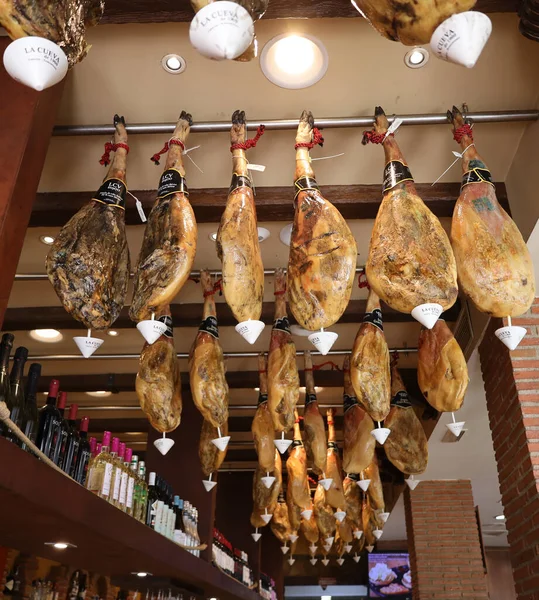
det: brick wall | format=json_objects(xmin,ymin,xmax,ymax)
[
  {"xmin": 404, "ymin": 480, "xmax": 488, "ymax": 600},
  {"xmin": 479, "ymin": 299, "xmax": 539, "ymax": 600}
]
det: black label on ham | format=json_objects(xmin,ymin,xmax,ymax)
[
  {"xmin": 294, "ymin": 176, "xmax": 320, "ymax": 200},
  {"xmin": 305, "ymin": 392, "xmax": 317, "ymax": 405},
  {"xmin": 328, "ymin": 441, "xmax": 339, "ymax": 450},
  {"xmin": 461, "ymin": 167, "xmax": 495, "ymax": 190},
  {"xmin": 199, "ymin": 316, "xmax": 219, "ymax": 339},
  {"xmin": 382, "ymin": 160, "xmax": 414, "ymax": 192},
  {"xmin": 158, "ymin": 315, "xmax": 174, "ymax": 339},
  {"xmin": 157, "ymin": 169, "xmax": 189, "ymax": 199},
  {"xmin": 229, "ymin": 173, "xmax": 252, "ymax": 194},
  {"xmin": 363, "ymin": 308, "xmax": 383, "ymax": 331},
  {"xmin": 343, "ymin": 393, "xmax": 359, "ymax": 413},
  {"xmin": 258, "ymin": 393, "xmax": 268, "ymax": 406},
  {"xmin": 391, "ymin": 390, "xmax": 413, "ymax": 409},
  {"xmin": 273, "ymin": 316, "xmax": 291, "ymax": 334},
  {"xmin": 292, "ymin": 440, "xmax": 303, "ymax": 448},
  {"xmin": 92, "ymin": 178, "xmax": 127, "ymax": 208},
  {"xmin": 347, "ymin": 473, "xmax": 360, "ymax": 482}
]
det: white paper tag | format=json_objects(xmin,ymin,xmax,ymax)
[
  {"xmin": 127, "ymin": 190, "xmax": 147, "ymax": 223},
  {"xmin": 385, "ymin": 117, "xmax": 404, "ymax": 140},
  {"xmin": 247, "ymin": 163, "xmax": 266, "ymax": 172}
]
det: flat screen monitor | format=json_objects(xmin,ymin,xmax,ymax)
[{"xmin": 368, "ymin": 552, "xmax": 412, "ymax": 598}]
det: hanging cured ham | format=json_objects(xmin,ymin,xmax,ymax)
[
  {"xmin": 252, "ymin": 354, "xmax": 276, "ymax": 473},
  {"xmin": 365, "ymin": 457, "xmax": 385, "ymax": 512},
  {"xmin": 343, "ymin": 356, "xmax": 376, "ymax": 475},
  {"xmin": 344, "ymin": 475, "xmax": 363, "ymax": 532},
  {"xmin": 364, "ymin": 107, "xmax": 458, "ymax": 318},
  {"xmin": 47, "ymin": 115, "xmax": 130, "ymax": 331},
  {"xmin": 301, "ymin": 511, "xmax": 319, "ymax": 544},
  {"xmin": 0, "ymin": 0, "xmax": 104, "ymax": 65},
  {"xmin": 303, "ymin": 351, "xmax": 327, "ymax": 475},
  {"xmin": 136, "ymin": 306, "xmax": 182, "ymax": 432},
  {"xmin": 418, "ymin": 319, "xmax": 469, "ymax": 412},
  {"xmin": 216, "ymin": 110, "xmax": 264, "ymax": 342},
  {"xmin": 199, "ymin": 419, "xmax": 228, "ymax": 477},
  {"xmin": 448, "ymin": 106, "xmax": 535, "ymax": 317},
  {"xmin": 270, "ymin": 493, "xmax": 293, "ymax": 544},
  {"xmin": 189, "ymin": 271, "xmax": 229, "ymax": 429},
  {"xmin": 268, "ymin": 269, "xmax": 299, "ymax": 433},
  {"xmin": 362, "ymin": 498, "xmax": 381, "ymax": 546},
  {"xmin": 130, "ymin": 112, "xmax": 197, "ymax": 323},
  {"xmin": 350, "ymin": 289, "xmax": 391, "ymax": 422},
  {"xmin": 314, "ymin": 483, "xmax": 336, "ymax": 541},
  {"xmin": 286, "ymin": 413, "xmax": 311, "ymax": 515},
  {"xmin": 251, "ymin": 452, "xmax": 282, "ymax": 528},
  {"xmin": 325, "ymin": 408, "xmax": 346, "ymax": 511},
  {"xmin": 385, "ymin": 364, "xmax": 428, "ymax": 475},
  {"xmin": 287, "ymin": 110, "xmax": 357, "ymax": 331}
]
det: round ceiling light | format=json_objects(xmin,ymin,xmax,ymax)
[
  {"xmin": 40, "ymin": 235, "xmax": 55, "ymax": 245},
  {"xmin": 107, "ymin": 330, "xmax": 119, "ymax": 337},
  {"xmin": 404, "ymin": 47, "xmax": 429, "ymax": 69},
  {"xmin": 30, "ymin": 329, "xmax": 63, "ymax": 343},
  {"xmin": 260, "ymin": 34, "xmax": 328, "ymax": 89},
  {"xmin": 161, "ymin": 54, "xmax": 186, "ymax": 74},
  {"xmin": 86, "ymin": 391, "xmax": 112, "ymax": 398}
]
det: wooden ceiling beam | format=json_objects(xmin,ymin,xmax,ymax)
[
  {"xmin": 30, "ymin": 183, "xmax": 508, "ymax": 227},
  {"xmin": 100, "ymin": 0, "xmax": 518, "ymax": 25},
  {"xmin": 2, "ymin": 299, "xmax": 461, "ymax": 330}
]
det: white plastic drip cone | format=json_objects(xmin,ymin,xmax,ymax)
[
  {"xmin": 322, "ymin": 558, "xmax": 330, "ymax": 566},
  {"xmin": 378, "ymin": 512, "xmax": 390, "ymax": 524},
  {"xmin": 73, "ymin": 330, "xmax": 103, "ymax": 358},
  {"xmin": 289, "ymin": 533, "xmax": 299, "ymax": 543},
  {"xmin": 309, "ymin": 543, "xmax": 318, "ymax": 554},
  {"xmin": 211, "ymin": 435, "xmax": 230, "ymax": 452},
  {"xmin": 495, "ymin": 325, "xmax": 527, "ymax": 351},
  {"xmin": 324, "ymin": 544, "xmax": 331, "ymax": 553},
  {"xmin": 274, "ymin": 433, "xmax": 293, "ymax": 454},
  {"xmin": 202, "ymin": 479, "xmax": 217, "ymax": 492},
  {"xmin": 261, "ymin": 512, "xmax": 273, "ymax": 525},
  {"xmin": 337, "ymin": 558, "xmax": 345, "ymax": 566},
  {"xmin": 344, "ymin": 543, "xmax": 353, "ymax": 553},
  {"xmin": 137, "ymin": 319, "xmax": 167, "ymax": 345},
  {"xmin": 3, "ymin": 37, "xmax": 68, "ymax": 91},
  {"xmin": 371, "ymin": 427, "xmax": 391, "ymax": 445},
  {"xmin": 353, "ymin": 530, "xmax": 364, "ymax": 540},
  {"xmin": 281, "ymin": 545, "xmax": 289, "ymax": 555},
  {"xmin": 235, "ymin": 319, "xmax": 265, "ymax": 344},
  {"xmin": 411, "ymin": 303, "xmax": 443, "ymax": 329},
  {"xmin": 319, "ymin": 477, "xmax": 333, "ymax": 491},
  {"xmin": 308, "ymin": 330, "xmax": 338, "ymax": 355},
  {"xmin": 366, "ymin": 545, "xmax": 374, "ymax": 552},
  {"xmin": 334, "ymin": 510, "xmax": 346, "ymax": 523},
  {"xmin": 353, "ymin": 553, "xmax": 360, "ymax": 563},
  {"xmin": 358, "ymin": 479, "xmax": 371, "ymax": 492},
  {"xmin": 310, "ymin": 557, "xmax": 318, "ymax": 566},
  {"xmin": 325, "ymin": 536, "xmax": 334, "ymax": 546},
  {"xmin": 288, "ymin": 557, "xmax": 295, "ymax": 566},
  {"xmin": 154, "ymin": 433, "xmax": 175, "ymax": 456},
  {"xmin": 406, "ymin": 476, "xmax": 420, "ymax": 491},
  {"xmin": 430, "ymin": 11, "xmax": 492, "ymax": 68},
  {"xmin": 373, "ymin": 529, "xmax": 383, "ymax": 540},
  {"xmin": 261, "ymin": 475, "xmax": 276, "ymax": 489},
  {"xmin": 252, "ymin": 530, "xmax": 262, "ymax": 542},
  {"xmin": 301, "ymin": 509, "xmax": 313, "ymax": 521},
  {"xmin": 446, "ymin": 421, "xmax": 466, "ymax": 437}
]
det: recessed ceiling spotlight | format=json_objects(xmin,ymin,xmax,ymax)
[
  {"xmin": 86, "ymin": 391, "xmax": 112, "ymax": 398},
  {"xmin": 30, "ymin": 329, "xmax": 63, "ymax": 343},
  {"xmin": 404, "ymin": 47, "xmax": 429, "ymax": 69},
  {"xmin": 40, "ymin": 235, "xmax": 55, "ymax": 245},
  {"xmin": 107, "ymin": 330, "xmax": 119, "ymax": 337},
  {"xmin": 260, "ymin": 34, "xmax": 328, "ymax": 89},
  {"xmin": 495, "ymin": 514, "xmax": 505, "ymax": 521},
  {"xmin": 161, "ymin": 54, "xmax": 186, "ymax": 75},
  {"xmin": 132, "ymin": 572, "xmax": 152, "ymax": 578},
  {"xmin": 45, "ymin": 542, "xmax": 77, "ymax": 550},
  {"xmin": 209, "ymin": 232, "xmax": 218, "ymax": 242}
]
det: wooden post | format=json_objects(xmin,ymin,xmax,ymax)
[{"xmin": 0, "ymin": 37, "xmax": 65, "ymax": 328}]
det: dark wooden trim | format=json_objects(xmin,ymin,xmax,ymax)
[
  {"xmin": 100, "ymin": 0, "xmax": 518, "ymax": 24},
  {"xmin": 2, "ymin": 299, "xmax": 461, "ymax": 330},
  {"xmin": 29, "ymin": 183, "xmax": 509, "ymax": 227}
]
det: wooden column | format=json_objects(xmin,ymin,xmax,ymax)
[{"xmin": 0, "ymin": 37, "xmax": 64, "ymax": 327}]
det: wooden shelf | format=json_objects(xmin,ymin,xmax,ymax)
[{"xmin": 0, "ymin": 438, "xmax": 259, "ymax": 600}]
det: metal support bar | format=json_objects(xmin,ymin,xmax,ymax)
[
  {"xmin": 52, "ymin": 110, "xmax": 539, "ymax": 137},
  {"xmin": 79, "ymin": 404, "xmax": 343, "ymax": 412}
]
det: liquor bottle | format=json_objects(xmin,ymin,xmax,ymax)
[
  {"xmin": 116, "ymin": 442, "xmax": 127, "ymax": 511},
  {"xmin": 119, "ymin": 446, "xmax": 132, "ymax": 512},
  {"xmin": 137, "ymin": 461, "xmax": 148, "ymax": 522},
  {"xmin": 0, "ymin": 333, "xmax": 14, "ymax": 437},
  {"xmin": 154, "ymin": 475, "xmax": 165, "ymax": 534},
  {"xmin": 51, "ymin": 391, "xmax": 69, "ymax": 466},
  {"xmin": 168, "ymin": 485, "xmax": 176, "ymax": 539},
  {"xmin": 86, "ymin": 431, "xmax": 113, "ymax": 500},
  {"xmin": 145, "ymin": 472, "xmax": 158, "ymax": 528},
  {"xmin": 127, "ymin": 454, "xmax": 139, "ymax": 517},
  {"xmin": 73, "ymin": 418, "xmax": 92, "ymax": 485},
  {"xmin": 35, "ymin": 379, "xmax": 61, "ymax": 458},
  {"xmin": 22, "ymin": 363, "xmax": 41, "ymax": 450},
  {"xmin": 61, "ymin": 404, "xmax": 80, "ymax": 476},
  {"xmin": 108, "ymin": 437, "xmax": 122, "ymax": 507},
  {"xmin": 5, "ymin": 346, "xmax": 29, "ymax": 444}
]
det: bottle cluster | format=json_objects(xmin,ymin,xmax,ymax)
[{"xmin": 212, "ymin": 529, "xmax": 254, "ymax": 588}]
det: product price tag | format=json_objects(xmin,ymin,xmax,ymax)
[{"xmin": 247, "ymin": 163, "xmax": 266, "ymax": 172}]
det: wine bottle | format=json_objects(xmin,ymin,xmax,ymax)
[
  {"xmin": 127, "ymin": 454, "xmax": 139, "ymax": 517},
  {"xmin": 22, "ymin": 363, "xmax": 41, "ymax": 450},
  {"xmin": 86, "ymin": 431, "xmax": 113, "ymax": 500},
  {"xmin": 0, "ymin": 333, "xmax": 14, "ymax": 437},
  {"xmin": 5, "ymin": 347, "xmax": 29, "ymax": 445},
  {"xmin": 35, "ymin": 379, "xmax": 61, "ymax": 459},
  {"xmin": 109, "ymin": 437, "xmax": 122, "ymax": 507},
  {"xmin": 145, "ymin": 472, "xmax": 157, "ymax": 527},
  {"xmin": 51, "ymin": 391, "xmax": 69, "ymax": 467},
  {"xmin": 62, "ymin": 404, "xmax": 80, "ymax": 476},
  {"xmin": 73, "ymin": 417, "xmax": 91, "ymax": 485},
  {"xmin": 121, "ymin": 447, "xmax": 133, "ymax": 513},
  {"xmin": 116, "ymin": 442, "xmax": 127, "ymax": 511},
  {"xmin": 137, "ymin": 461, "xmax": 148, "ymax": 523}
]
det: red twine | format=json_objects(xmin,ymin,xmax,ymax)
[
  {"xmin": 358, "ymin": 272, "xmax": 370, "ymax": 289},
  {"xmin": 453, "ymin": 124, "xmax": 473, "ymax": 143},
  {"xmin": 203, "ymin": 279, "xmax": 222, "ymax": 298},
  {"xmin": 362, "ymin": 130, "xmax": 392, "ymax": 145},
  {"xmin": 150, "ymin": 138, "xmax": 185, "ymax": 165},
  {"xmin": 295, "ymin": 415, "xmax": 304, "ymax": 424},
  {"xmin": 274, "ymin": 290, "xmax": 286, "ymax": 296},
  {"xmin": 391, "ymin": 351, "xmax": 400, "ymax": 367},
  {"xmin": 308, "ymin": 476, "xmax": 318, "ymax": 486},
  {"xmin": 99, "ymin": 142, "xmax": 130, "ymax": 166},
  {"xmin": 314, "ymin": 361, "xmax": 342, "ymax": 372},
  {"xmin": 230, "ymin": 125, "xmax": 266, "ymax": 152},
  {"xmin": 295, "ymin": 127, "xmax": 324, "ymax": 150}
]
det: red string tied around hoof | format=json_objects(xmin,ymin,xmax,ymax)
[
  {"xmin": 230, "ymin": 125, "xmax": 266, "ymax": 152},
  {"xmin": 295, "ymin": 127, "xmax": 324, "ymax": 150},
  {"xmin": 358, "ymin": 272, "xmax": 370, "ymax": 289},
  {"xmin": 188, "ymin": 275, "xmax": 200, "ymax": 285},
  {"xmin": 150, "ymin": 138, "xmax": 185, "ymax": 165},
  {"xmin": 308, "ymin": 476, "xmax": 318, "ymax": 486},
  {"xmin": 453, "ymin": 124, "xmax": 473, "ymax": 144},
  {"xmin": 390, "ymin": 350, "xmax": 400, "ymax": 367},
  {"xmin": 99, "ymin": 142, "xmax": 130, "ymax": 166},
  {"xmin": 203, "ymin": 279, "xmax": 223, "ymax": 298},
  {"xmin": 295, "ymin": 415, "xmax": 304, "ymax": 424},
  {"xmin": 314, "ymin": 361, "xmax": 342, "ymax": 372},
  {"xmin": 362, "ymin": 130, "xmax": 392, "ymax": 145}
]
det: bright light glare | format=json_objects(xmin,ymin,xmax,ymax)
[
  {"xmin": 409, "ymin": 50, "xmax": 425, "ymax": 65},
  {"xmin": 107, "ymin": 330, "xmax": 119, "ymax": 337},
  {"xmin": 274, "ymin": 36, "xmax": 315, "ymax": 75},
  {"xmin": 86, "ymin": 391, "xmax": 112, "ymax": 397},
  {"xmin": 495, "ymin": 514, "xmax": 505, "ymax": 520},
  {"xmin": 321, "ymin": 596, "xmax": 332, "ymax": 600},
  {"xmin": 136, "ymin": 572, "xmax": 148, "ymax": 578},
  {"xmin": 53, "ymin": 543, "xmax": 68, "ymax": 549},
  {"xmin": 166, "ymin": 56, "xmax": 182, "ymax": 70},
  {"xmin": 30, "ymin": 329, "xmax": 63, "ymax": 343},
  {"xmin": 40, "ymin": 235, "xmax": 55, "ymax": 245}
]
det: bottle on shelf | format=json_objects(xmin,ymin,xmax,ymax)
[
  {"xmin": 117, "ymin": 442, "xmax": 128, "ymax": 511},
  {"xmin": 154, "ymin": 475, "xmax": 165, "ymax": 534},
  {"xmin": 86, "ymin": 431, "xmax": 113, "ymax": 500},
  {"xmin": 145, "ymin": 471, "xmax": 158, "ymax": 528},
  {"xmin": 0, "ymin": 333, "xmax": 14, "ymax": 437},
  {"xmin": 124, "ymin": 448, "xmax": 136, "ymax": 516},
  {"xmin": 137, "ymin": 461, "xmax": 148, "ymax": 522},
  {"xmin": 167, "ymin": 484, "xmax": 176, "ymax": 539},
  {"xmin": 132, "ymin": 454, "xmax": 142, "ymax": 520},
  {"xmin": 108, "ymin": 437, "xmax": 122, "ymax": 507},
  {"xmin": 51, "ymin": 391, "xmax": 69, "ymax": 467},
  {"xmin": 22, "ymin": 363, "xmax": 41, "ymax": 450},
  {"xmin": 35, "ymin": 379, "xmax": 62, "ymax": 459},
  {"xmin": 62, "ymin": 404, "xmax": 80, "ymax": 476},
  {"xmin": 5, "ymin": 346, "xmax": 29, "ymax": 445},
  {"xmin": 73, "ymin": 418, "xmax": 92, "ymax": 485}
]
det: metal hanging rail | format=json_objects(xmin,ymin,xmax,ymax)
[
  {"xmin": 79, "ymin": 403, "xmax": 344, "ymax": 412},
  {"xmin": 52, "ymin": 110, "xmax": 539, "ymax": 137},
  {"xmin": 28, "ymin": 348, "xmax": 417, "ymax": 361}
]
